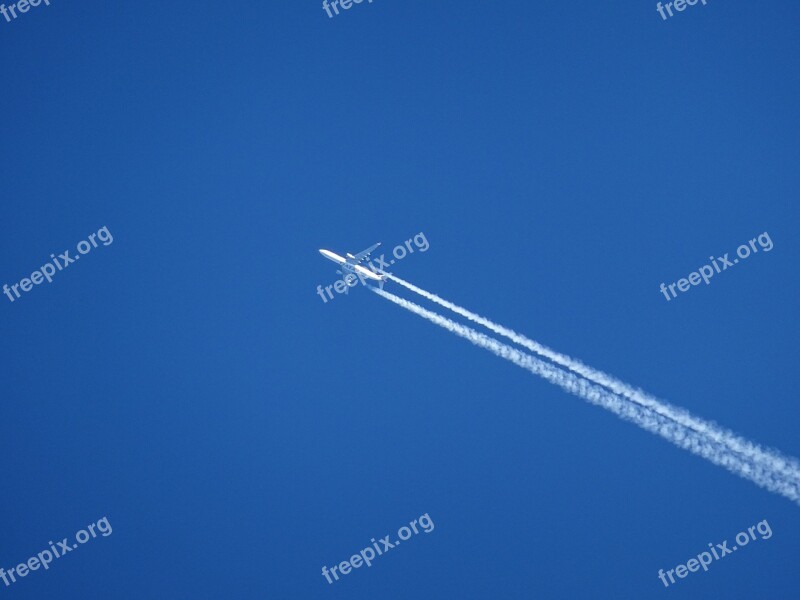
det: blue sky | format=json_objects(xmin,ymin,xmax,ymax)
[{"xmin": 1, "ymin": 0, "xmax": 798, "ymax": 598}]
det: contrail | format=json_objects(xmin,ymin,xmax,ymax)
[
  {"xmin": 371, "ymin": 287, "xmax": 800, "ymax": 505},
  {"xmin": 382, "ymin": 273, "xmax": 800, "ymax": 483}
]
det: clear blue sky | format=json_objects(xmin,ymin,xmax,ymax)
[{"xmin": 1, "ymin": 0, "xmax": 798, "ymax": 598}]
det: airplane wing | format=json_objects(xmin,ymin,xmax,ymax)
[{"xmin": 351, "ymin": 242, "xmax": 381, "ymax": 264}]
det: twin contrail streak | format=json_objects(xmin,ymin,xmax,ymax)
[
  {"xmin": 382, "ymin": 273, "xmax": 800, "ymax": 486},
  {"xmin": 371, "ymin": 285, "xmax": 800, "ymax": 505}
]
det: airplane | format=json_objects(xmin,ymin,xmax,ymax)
[{"xmin": 319, "ymin": 243, "xmax": 387, "ymax": 288}]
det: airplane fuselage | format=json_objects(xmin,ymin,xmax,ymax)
[
  {"xmin": 319, "ymin": 249, "xmax": 347, "ymax": 266},
  {"xmin": 319, "ymin": 248, "xmax": 384, "ymax": 281}
]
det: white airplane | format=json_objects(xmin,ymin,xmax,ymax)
[{"xmin": 319, "ymin": 243, "xmax": 386, "ymax": 284}]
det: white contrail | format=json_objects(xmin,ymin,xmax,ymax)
[
  {"xmin": 383, "ymin": 273, "xmax": 800, "ymax": 482},
  {"xmin": 371, "ymin": 287, "xmax": 800, "ymax": 505}
]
